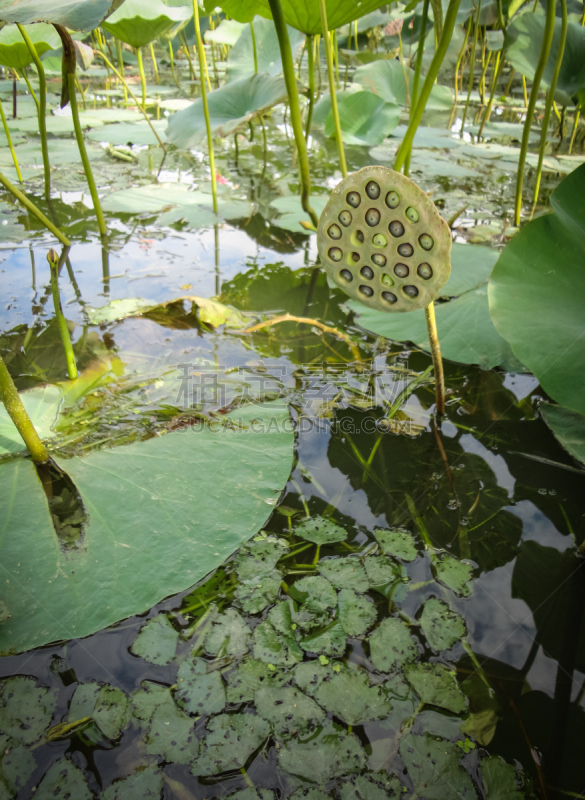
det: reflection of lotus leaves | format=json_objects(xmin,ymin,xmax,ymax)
[{"xmin": 317, "ymin": 166, "xmax": 451, "ymax": 312}]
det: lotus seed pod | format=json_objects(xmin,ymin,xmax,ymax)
[{"xmin": 317, "ymin": 165, "xmax": 451, "ymax": 312}]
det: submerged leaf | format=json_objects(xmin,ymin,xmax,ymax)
[{"xmin": 480, "ymin": 756, "xmax": 526, "ymax": 799}]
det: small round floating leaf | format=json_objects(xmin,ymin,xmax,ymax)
[
  {"xmin": 350, "ymin": 252, "xmax": 360, "ymax": 262},
  {"xmin": 372, "ymin": 253, "xmax": 387, "ymax": 267},
  {"xmin": 398, "ymin": 243, "xmax": 414, "ymax": 257},
  {"xmin": 372, "ymin": 233, "xmax": 387, "ymax": 247},
  {"xmin": 328, "ymin": 224, "xmax": 342, "ymax": 240},
  {"xmin": 385, "ymin": 190, "xmax": 400, "ymax": 209},
  {"xmin": 365, "ymin": 180, "xmax": 380, "ymax": 199},
  {"xmin": 405, "ymin": 207, "xmax": 419, "ymax": 223},
  {"xmin": 340, "ymin": 269, "xmax": 353, "ymax": 282},
  {"xmin": 359, "ymin": 285, "xmax": 374, "ymax": 297},
  {"xmin": 339, "ymin": 210, "xmax": 352, "ymax": 227},
  {"xmin": 382, "ymin": 291, "xmax": 397, "ymax": 303},
  {"xmin": 419, "ymin": 233, "xmax": 434, "ymax": 251},
  {"xmin": 347, "ymin": 191, "xmax": 361, "ymax": 208},
  {"xmin": 394, "ymin": 263, "xmax": 409, "ymax": 278},
  {"xmin": 403, "ymin": 285, "xmax": 419, "ymax": 298},
  {"xmin": 389, "ymin": 220, "xmax": 405, "ymax": 238},
  {"xmin": 360, "ymin": 266, "xmax": 374, "ymax": 280},
  {"xmin": 418, "ymin": 263, "xmax": 433, "ymax": 279},
  {"xmin": 328, "ymin": 248, "xmax": 343, "ymax": 262},
  {"xmin": 365, "ymin": 209, "xmax": 381, "ymax": 227},
  {"xmin": 381, "ymin": 274, "xmax": 394, "ymax": 287}
]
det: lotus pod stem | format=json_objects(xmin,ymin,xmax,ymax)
[
  {"xmin": 48, "ymin": 248, "xmax": 77, "ymax": 380},
  {"xmin": 319, "ymin": 0, "xmax": 347, "ymax": 177},
  {"xmin": 0, "ymin": 355, "xmax": 49, "ymax": 463},
  {"xmin": 136, "ymin": 46, "xmax": 147, "ymax": 109}
]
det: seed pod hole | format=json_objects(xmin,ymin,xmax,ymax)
[
  {"xmin": 382, "ymin": 291, "xmax": 397, "ymax": 304},
  {"xmin": 419, "ymin": 233, "xmax": 434, "ymax": 251},
  {"xmin": 328, "ymin": 247, "xmax": 343, "ymax": 262},
  {"xmin": 339, "ymin": 269, "xmax": 353, "ymax": 282},
  {"xmin": 394, "ymin": 263, "xmax": 409, "ymax": 278},
  {"xmin": 350, "ymin": 252, "xmax": 360, "ymax": 263},
  {"xmin": 360, "ymin": 265, "xmax": 374, "ymax": 280},
  {"xmin": 372, "ymin": 233, "xmax": 387, "ymax": 247},
  {"xmin": 381, "ymin": 273, "xmax": 394, "ymax": 287},
  {"xmin": 347, "ymin": 191, "xmax": 361, "ymax": 208},
  {"xmin": 389, "ymin": 220, "xmax": 405, "ymax": 238},
  {"xmin": 365, "ymin": 180, "xmax": 380, "ymax": 199},
  {"xmin": 403, "ymin": 285, "xmax": 419, "ymax": 298},
  {"xmin": 365, "ymin": 208, "xmax": 381, "ymax": 227},
  {"xmin": 338, "ymin": 210, "xmax": 352, "ymax": 227},
  {"xmin": 328, "ymin": 224, "xmax": 342, "ymax": 240},
  {"xmin": 417, "ymin": 263, "xmax": 433, "ymax": 279},
  {"xmin": 405, "ymin": 207, "xmax": 419, "ymax": 223},
  {"xmin": 372, "ymin": 253, "xmax": 387, "ymax": 267},
  {"xmin": 385, "ymin": 191, "xmax": 400, "ymax": 209},
  {"xmin": 397, "ymin": 243, "xmax": 414, "ymax": 257},
  {"xmin": 359, "ymin": 285, "xmax": 374, "ymax": 298},
  {"xmin": 351, "ymin": 230, "xmax": 365, "ymax": 246}
]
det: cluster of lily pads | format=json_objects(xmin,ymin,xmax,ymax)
[{"xmin": 0, "ymin": 517, "xmax": 536, "ymax": 798}]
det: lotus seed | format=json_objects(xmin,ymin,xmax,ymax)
[
  {"xmin": 359, "ymin": 285, "xmax": 374, "ymax": 297},
  {"xmin": 328, "ymin": 247, "xmax": 343, "ymax": 262},
  {"xmin": 394, "ymin": 263, "xmax": 409, "ymax": 278},
  {"xmin": 389, "ymin": 220, "xmax": 405, "ymax": 238},
  {"xmin": 385, "ymin": 191, "xmax": 400, "ymax": 209},
  {"xmin": 419, "ymin": 233, "xmax": 434, "ymax": 251},
  {"xmin": 397, "ymin": 243, "xmax": 414, "ymax": 257},
  {"xmin": 352, "ymin": 230, "xmax": 365, "ymax": 244},
  {"xmin": 405, "ymin": 207, "xmax": 419, "ymax": 223},
  {"xmin": 365, "ymin": 208, "xmax": 381, "ymax": 227},
  {"xmin": 339, "ymin": 269, "xmax": 353, "ymax": 282},
  {"xmin": 366, "ymin": 180, "xmax": 380, "ymax": 199},
  {"xmin": 372, "ymin": 234, "xmax": 387, "ymax": 247},
  {"xmin": 403, "ymin": 285, "xmax": 419, "ymax": 297},
  {"xmin": 360, "ymin": 265, "xmax": 374, "ymax": 280},
  {"xmin": 382, "ymin": 291, "xmax": 397, "ymax": 303},
  {"xmin": 381, "ymin": 273, "xmax": 394, "ymax": 286},
  {"xmin": 351, "ymin": 252, "xmax": 360, "ymax": 262},
  {"xmin": 328, "ymin": 224, "xmax": 342, "ymax": 240},
  {"xmin": 417, "ymin": 262, "xmax": 433, "ymax": 279},
  {"xmin": 339, "ymin": 210, "xmax": 352, "ymax": 226},
  {"xmin": 347, "ymin": 191, "xmax": 361, "ymax": 208},
  {"xmin": 372, "ymin": 253, "xmax": 387, "ymax": 267}
]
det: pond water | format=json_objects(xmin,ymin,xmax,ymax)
[{"xmin": 0, "ymin": 51, "xmax": 584, "ymax": 800}]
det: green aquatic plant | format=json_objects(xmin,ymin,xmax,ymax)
[
  {"xmin": 47, "ymin": 247, "xmax": 77, "ymax": 380},
  {"xmin": 0, "ymin": 355, "xmax": 49, "ymax": 463},
  {"xmin": 317, "ymin": 165, "xmax": 451, "ymax": 413}
]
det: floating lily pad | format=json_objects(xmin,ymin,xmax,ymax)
[
  {"xmin": 193, "ymin": 713, "xmax": 271, "ymax": 776},
  {"xmin": 277, "ymin": 722, "xmax": 366, "ymax": 783},
  {"xmin": 0, "ymin": 744, "xmax": 36, "ymax": 795},
  {"xmin": 314, "ymin": 666, "xmax": 392, "ymax": 725},
  {"xmin": 253, "ymin": 617, "xmax": 303, "ymax": 667},
  {"xmin": 403, "ymin": 663, "xmax": 467, "ymax": 713},
  {"xmin": 434, "ymin": 556, "xmax": 474, "ymax": 597},
  {"xmin": 101, "ymin": 766, "xmax": 164, "ymax": 800},
  {"xmin": 130, "ymin": 614, "xmax": 179, "ymax": 666},
  {"xmin": 369, "ymin": 618, "xmax": 418, "ymax": 672},
  {"xmin": 480, "ymin": 756, "xmax": 526, "ymax": 800},
  {"xmin": 540, "ymin": 402, "xmax": 585, "ymax": 465},
  {"xmin": 364, "ymin": 555, "xmax": 401, "ymax": 587},
  {"xmin": 236, "ymin": 572, "xmax": 283, "ymax": 614},
  {"xmin": 255, "ymin": 686, "xmax": 325, "ymax": 734},
  {"xmin": 176, "ymin": 658, "xmax": 226, "ymax": 716},
  {"xmin": 68, "ymin": 682, "xmax": 100, "ymax": 722},
  {"xmin": 87, "ymin": 120, "xmax": 167, "ymax": 146},
  {"xmin": 338, "ymin": 589, "xmax": 377, "ymax": 637},
  {"xmin": 35, "ymin": 759, "xmax": 92, "ymax": 800},
  {"xmin": 375, "ymin": 529, "xmax": 417, "ymax": 562},
  {"xmin": 294, "ymin": 660, "xmax": 335, "ymax": 695},
  {"xmin": 270, "ymin": 195, "xmax": 328, "ymax": 233},
  {"xmin": 339, "ymin": 774, "xmax": 403, "ymax": 800},
  {"xmin": 294, "ymin": 516, "xmax": 348, "ymax": 545},
  {"xmin": 399, "ymin": 733, "xmax": 475, "ymax": 800},
  {"xmin": 419, "ymin": 598, "xmax": 466, "ymax": 652},
  {"xmin": 226, "ymin": 659, "xmax": 288, "ymax": 704},
  {"xmin": 145, "ymin": 699, "xmax": 198, "ymax": 765},
  {"xmin": 131, "ymin": 681, "xmax": 171, "ymax": 723},
  {"xmin": 236, "ymin": 536, "xmax": 289, "ymax": 582},
  {"xmin": 0, "ymin": 677, "xmax": 57, "ymax": 745},
  {"xmin": 317, "ymin": 557, "xmax": 369, "ymax": 592},
  {"xmin": 93, "ymin": 685, "xmax": 128, "ymax": 740},
  {"xmin": 204, "ymin": 609, "xmax": 252, "ymax": 658},
  {"xmin": 300, "ymin": 619, "xmax": 346, "ymax": 656}
]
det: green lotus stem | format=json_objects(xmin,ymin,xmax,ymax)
[
  {"xmin": 267, "ymin": 0, "xmax": 318, "ymax": 227},
  {"xmin": 405, "ymin": 0, "xmax": 430, "ymax": 175},
  {"xmin": 192, "ymin": 0, "xmax": 218, "ymax": 215},
  {"xmin": 453, "ymin": 18, "xmax": 471, "ymax": 107},
  {"xmin": 136, "ymin": 47, "xmax": 147, "ymax": 109},
  {"xmin": 168, "ymin": 40, "xmax": 179, "ymax": 89},
  {"xmin": 20, "ymin": 66, "xmax": 38, "ymax": 108},
  {"xmin": 333, "ymin": 30, "xmax": 340, "ymax": 89},
  {"xmin": 424, "ymin": 302, "xmax": 445, "ymax": 415},
  {"xmin": 569, "ymin": 110, "xmax": 580, "ymax": 153},
  {"xmin": 250, "ymin": 19, "xmax": 258, "ymax": 74},
  {"xmin": 149, "ymin": 42, "xmax": 160, "ymax": 84},
  {"xmin": 514, "ymin": 0, "xmax": 555, "ymax": 226},
  {"xmin": 0, "ymin": 354, "xmax": 49, "ymax": 463},
  {"xmin": 477, "ymin": 50, "xmax": 502, "ymax": 137},
  {"xmin": 496, "ymin": 0, "xmax": 507, "ymax": 33},
  {"xmin": 460, "ymin": 0, "xmax": 481, "ymax": 133},
  {"xmin": 93, "ymin": 51, "xmax": 166, "ymax": 151},
  {"xmin": 0, "ymin": 170, "xmax": 70, "ymax": 245},
  {"xmin": 0, "ymin": 97, "xmax": 23, "ymax": 183},
  {"xmin": 305, "ymin": 34, "xmax": 315, "ymax": 141},
  {"xmin": 394, "ymin": 0, "xmax": 462, "ymax": 172},
  {"xmin": 48, "ymin": 248, "xmax": 77, "ymax": 380},
  {"xmin": 531, "ymin": 0, "xmax": 567, "ymax": 213},
  {"xmin": 478, "ymin": 49, "xmax": 492, "ymax": 104},
  {"xmin": 353, "ymin": 19, "xmax": 358, "ymax": 50},
  {"xmin": 319, "ymin": 0, "xmax": 347, "ymax": 177},
  {"xmin": 17, "ymin": 24, "xmax": 51, "ymax": 200},
  {"xmin": 178, "ymin": 30, "xmax": 196, "ymax": 80}
]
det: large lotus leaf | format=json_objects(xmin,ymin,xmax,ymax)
[
  {"xmin": 167, "ymin": 74, "xmax": 288, "ymax": 149},
  {"xmin": 101, "ymin": 0, "xmax": 191, "ymax": 49},
  {"xmin": 0, "ymin": 401, "xmax": 293, "ymax": 655},
  {"xmin": 505, "ymin": 11, "xmax": 585, "ymax": 107},
  {"xmin": 315, "ymin": 90, "xmax": 400, "ymax": 146},
  {"xmin": 226, "ymin": 17, "xmax": 304, "ymax": 83},
  {"xmin": 540, "ymin": 402, "xmax": 585, "ymax": 465},
  {"xmin": 489, "ymin": 163, "xmax": 585, "ymax": 412},
  {"xmin": 0, "ymin": 23, "xmax": 60, "ymax": 69},
  {"xmin": 0, "ymin": 384, "xmax": 62, "ymax": 455},
  {"xmin": 205, "ymin": 19, "xmax": 246, "ymax": 47},
  {"xmin": 0, "ymin": 0, "xmax": 115, "ymax": 30},
  {"xmin": 277, "ymin": 722, "xmax": 366, "ymax": 783},
  {"xmin": 355, "ymin": 60, "xmax": 454, "ymax": 110},
  {"xmin": 399, "ymin": 734, "xmax": 476, "ymax": 800}
]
